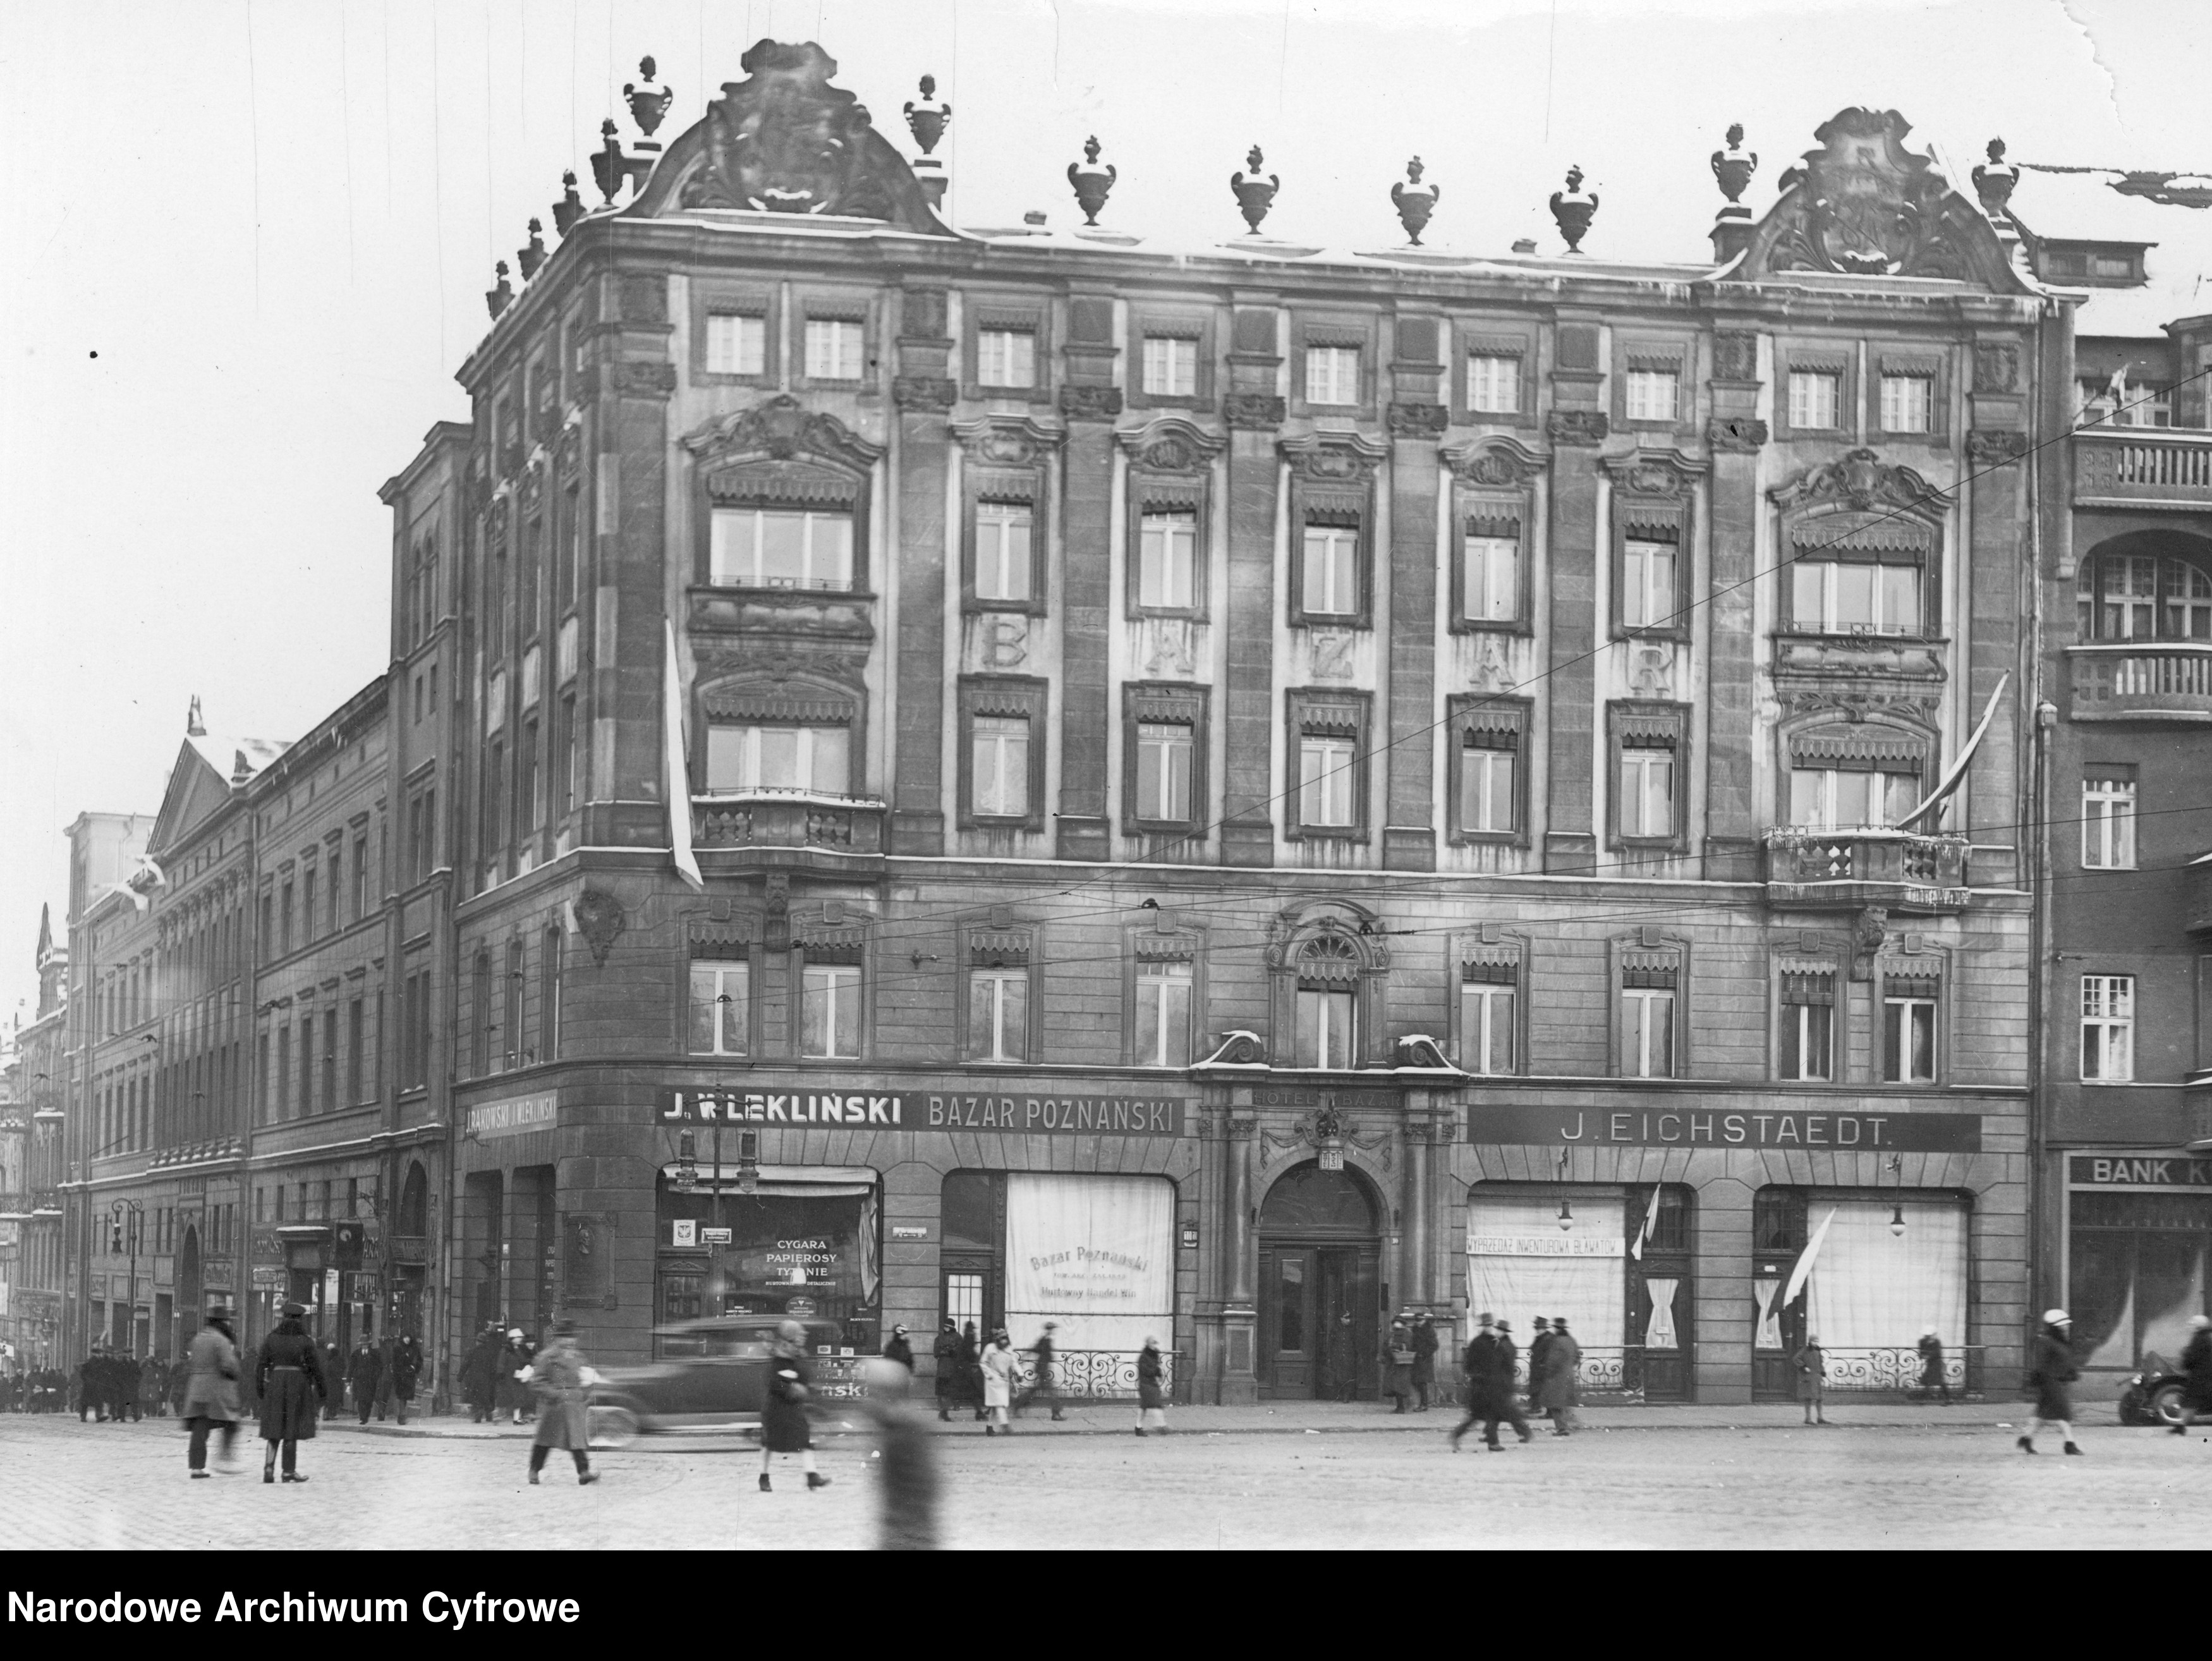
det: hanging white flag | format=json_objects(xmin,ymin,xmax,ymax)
[
  {"xmin": 1782, "ymin": 1205, "xmax": 1839, "ymax": 1309},
  {"xmin": 664, "ymin": 618, "xmax": 704, "ymax": 892},
  {"xmin": 1632, "ymin": 1183, "xmax": 1662, "ymax": 1260},
  {"xmin": 1893, "ymin": 672, "xmax": 2009, "ymax": 833}
]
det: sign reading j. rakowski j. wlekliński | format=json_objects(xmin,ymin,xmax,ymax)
[{"xmin": 661, "ymin": 1088, "xmax": 1186, "ymax": 1136}]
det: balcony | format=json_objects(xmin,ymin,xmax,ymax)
[
  {"xmin": 2074, "ymin": 428, "xmax": 2212, "ymax": 509},
  {"xmin": 0, "ymin": 1193, "xmax": 28, "ymax": 1222},
  {"xmin": 694, "ymin": 792, "xmax": 887, "ymax": 865},
  {"xmin": 31, "ymin": 1188, "xmax": 61, "ymax": 1217},
  {"xmin": 686, "ymin": 583, "xmax": 875, "ymax": 645},
  {"xmin": 1763, "ymin": 827, "xmax": 1971, "ymax": 913},
  {"xmin": 2070, "ymin": 643, "xmax": 2212, "ymax": 722}
]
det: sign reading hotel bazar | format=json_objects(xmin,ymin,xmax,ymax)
[
  {"xmin": 663, "ymin": 1088, "xmax": 1186, "ymax": 1138},
  {"xmin": 2069, "ymin": 1155, "xmax": 2212, "ymax": 1188},
  {"xmin": 1475, "ymin": 1104, "xmax": 1981, "ymax": 1152}
]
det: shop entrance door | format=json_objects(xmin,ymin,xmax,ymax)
[{"xmin": 1257, "ymin": 1242, "xmax": 1379, "ymax": 1400}]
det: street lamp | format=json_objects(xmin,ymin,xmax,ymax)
[
  {"xmin": 1885, "ymin": 1155, "xmax": 1906, "ymax": 1238},
  {"xmin": 108, "ymin": 1198, "xmax": 145, "ymax": 1355}
]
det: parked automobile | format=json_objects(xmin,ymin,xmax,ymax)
[
  {"xmin": 2117, "ymin": 1353, "xmax": 2187, "ymax": 1426},
  {"xmin": 585, "ymin": 1316, "xmax": 854, "ymax": 1446}
]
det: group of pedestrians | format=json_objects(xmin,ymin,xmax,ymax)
[
  {"xmin": 1382, "ymin": 1313, "xmax": 1443, "ymax": 1412},
  {"xmin": 460, "ymin": 1323, "xmax": 538, "ymax": 1425},
  {"xmin": 1448, "ymin": 1313, "xmax": 1582, "ymax": 1451},
  {"xmin": 71, "ymin": 1344, "xmax": 174, "ymax": 1422},
  {"xmin": 0, "ymin": 1368, "xmax": 72, "ymax": 1412}
]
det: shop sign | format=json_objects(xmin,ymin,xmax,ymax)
[
  {"xmin": 251, "ymin": 1267, "xmax": 286, "ymax": 1290},
  {"xmin": 663, "ymin": 1088, "xmax": 1187, "ymax": 1138},
  {"xmin": 671, "ymin": 1220, "xmax": 698, "ymax": 1248},
  {"xmin": 1473, "ymin": 1104, "xmax": 1981, "ymax": 1152},
  {"xmin": 1253, "ymin": 1087, "xmax": 1402, "ymax": 1110},
  {"xmin": 2069, "ymin": 1155, "xmax": 2212, "ymax": 1188},
  {"xmin": 1467, "ymin": 1234, "xmax": 1627, "ymax": 1258},
  {"xmin": 889, "ymin": 1224, "xmax": 933, "ymax": 1243},
  {"xmin": 786, "ymin": 1296, "xmax": 818, "ymax": 1317},
  {"xmin": 469, "ymin": 1092, "xmax": 558, "ymax": 1141},
  {"xmin": 701, "ymin": 1227, "xmax": 733, "ymax": 1245},
  {"xmin": 249, "ymin": 1227, "xmax": 284, "ymax": 1265}
]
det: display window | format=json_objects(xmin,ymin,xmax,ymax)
[
  {"xmin": 656, "ymin": 1165, "xmax": 880, "ymax": 1347},
  {"xmin": 2070, "ymin": 1189, "xmax": 2212, "ymax": 1372}
]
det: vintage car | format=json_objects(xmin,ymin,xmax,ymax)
[
  {"xmin": 2117, "ymin": 1353, "xmax": 2191, "ymax": 1426},
  {"xmin": 584, "ymin": 1316, "xmax": 860, "ymax": 1446}
]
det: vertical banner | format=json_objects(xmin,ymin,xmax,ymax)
[{"xmin": 664, "ymin": 618, "xmax": 703, "ymax": 891}]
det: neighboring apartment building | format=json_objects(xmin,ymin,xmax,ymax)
[{"xmin": 4, "ymin": 908, "xmax": 72, "ymax": 1368}]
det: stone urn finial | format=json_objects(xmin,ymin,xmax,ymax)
[
  {"xmin": 1067, "ymin": 135, "xmax": 1117, "ymax": 226},
  {"xmin": 1710, "ymin": 123, "xmax": 1758, "ymax": 214},
  {"xmin": 485, "ymin": 260, "xmax": 514, "ymax": 320},
  {"xmin": 1971, "ymin": 137, "xmax": 2020, "ymax": 224},
  {"xmin": 1390, "ymin": 155, "xmax": 1439, "ymax": 246},
  {"xmin": 1231, "ymin": 144, "xmax": 1279, "ymax": 234},
  {"xmin": 517, "ymin": 217, "xmax": 547, "ymax": 280},
  {"xmin": 1550, "ymin": 164, "xmax": 1598, "ymax": 253},
  {"xmin": 904, "ymin": 75, "xmax": 952, "ymax": 209},
  {"xmin": 590, "ymin": 118, "xmax": 628, "ymax": 204},
  {"xmin": 624, "ymin": 56, "xmax": 674, "ymax": 150},
  {"xmin": 552, "ymin": 170, "xmax": 585, "ymax": 235}
]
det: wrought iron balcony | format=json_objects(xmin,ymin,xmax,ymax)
[
  {"xmin": 2074, "ymin": 427, "xmax": 2212, "ymax": 509},
  {"xmin": 2070, "ymin": 642, "xmax": 2212, "ymax": 722},
  {"xmin": 1762, "ymin": 827, "xmax": 1971, "ymax": 913},
  {"xmin": 0, "ymin": 1192, "xmax": 29, "ymax": 1222},
  {"xmin": 694, "ymin": 792, "xmax": 887, "ymax": 858},
  {"xmin": 30, "ymin": 1188, "xmax": 62, "ymax": 1217}
]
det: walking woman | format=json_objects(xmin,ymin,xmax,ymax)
[
  {"xmin": 1135, "ymin": 1336, "xmax": 1169, "ymax": 1437},
  {"xmin": 2019, "ymin": 1309, "xmax": 2083, "ymax": 1455},
  {"xmin": 525, "ymin": 1320, "xmax": 599, "ymax": 1487},
  {"xmin": 1794, "ymin": 1332, "xmax": 1829, "ymax": 1426},
  {"xmin": 760, "ymin": 1320, "xmax": 831, "ymax": 1492},
  {"xmin": 253, "ymin": 1300, "xmax": 326, "ymax": 1483},
  {"xmin": 959, "ymin": 1320, "xmax": 985, "ymax": 1422},
  {"xmin": 980, "ymin": 1329, "xmax": 1018, "ymax": 1435},
  {"xmin": 932, "ymin": 1319, "xmax": 961, "ymax": 1423},
  {"xmin": 181, "ymin": 1303, "xmax": 243, "ymax": 1478}
]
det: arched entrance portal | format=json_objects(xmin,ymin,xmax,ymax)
[
  {"xmin": 176, "ymin": 1227, "xmax": 202, "ymax": 1359},
  {"xmin": 1255, "ymin": 1162, "xmax": 1382, "ymax": 1401}
]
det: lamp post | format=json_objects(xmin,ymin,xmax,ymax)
[{"xmin": 108, "ymin": 1198, "xmax": 145, "ymax": 1354}]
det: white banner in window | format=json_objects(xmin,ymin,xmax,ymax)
[
  {"xmin": 1466, "ymin": 1195, "xmax": 1626, "ymax": 1352},
  {"xmin": 1004, "ymin": 1174, "xmax": 1174, "ymax": 1353}
]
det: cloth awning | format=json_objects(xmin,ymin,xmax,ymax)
[{"xmin": 660, "ymin": 1162, "xmax": 876, "ymax": 1198}]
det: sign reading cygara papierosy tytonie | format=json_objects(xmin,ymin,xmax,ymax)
[{"xmin": 661, "ymin": 1088, "xmax": 1187, "ymax": 1136}]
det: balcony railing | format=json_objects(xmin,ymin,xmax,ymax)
[
  {"xmin": 0, "ymin": 1192, "xmax": 29, "ymax": 1222},
  {"xmin": 2075, "ymin": 427, "xmax": 2212, "ymax": 507},
  {"xmin": 2070, "ymin": 643, "xmax": 2212, "ymax": 721},
  {"xmin": 1763, "ymin": 827, "xmax": 1971, "ymax": 912},
  {"xmin": 30, "ymin": 1188, "xmax": 62, "ymax": 1217},
  {"xmin": 694, "ymin": 792, "xmax": 887, "ymax": 856}
]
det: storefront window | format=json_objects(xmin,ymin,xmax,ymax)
[
  {"xmin": 1002, "ymin": 1174, "xmax": 1175, "ymax": 1353},
  {"xmin": 2072, "ymin": 1190, "xmax": 2212, "ymax": 1371},
  {"xmin": 1802, "ymin": 1199, "xmax": 1967, "ymax": 1379},
  {"xmin": 1466, "ymin": 1191, "xmax": 1626, "ymax": 1390},
  {"xmin": 657, "ymin": 1168, "xmax": 880, "ymax": 1343}
]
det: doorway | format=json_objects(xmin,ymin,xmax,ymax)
[
  {"xmin": 1255, "ymin": 1162, "xmax": 1383, "ymax": 1401},
  {"xmin": 176, "ymin": 1226, "xmax": 202, "ymax": 1359}
]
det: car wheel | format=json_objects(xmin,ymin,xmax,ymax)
[
  {"xmin": 588, "ymin": 1404, "xmax": 641, "ymax": 1449},
  {"xmin": 2149, "ymin": 1383, "xmax": 2185, "ymax": 1427}
]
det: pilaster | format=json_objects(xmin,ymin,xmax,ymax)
[
  {"xmin": 1703, "ymin": 329, "xmax": 1766, "ymax": 878},
  {"xmin": 1543, "ymin": 314, "xmax": 1608, "ymax": 870},
  {"xmin": 1222, "ymin": 302, "xmax": 1284, "ymax": 868},
  {"xmin": 1383, "ymin": 315, "xmax": 1444, "ymax": 871},
  {"xmin": 1054, "ymin": 291, "xmax": 1121, "ymax": 863},
  {"xmin": 891, "ymin": 286, "xmax": 954, "ymax": 855}
]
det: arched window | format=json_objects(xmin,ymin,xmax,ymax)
[
  {"xmin": 1294, "ymin": 935, "xmax": 1360, "ymax": 1068},
  {"xmin": 2077, "ymin": 551, "xmax": 2212, "ymax": 640}
]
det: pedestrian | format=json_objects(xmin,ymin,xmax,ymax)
[
  {"xmin": 1543, "ymin": 1316, "xmax": 1582, "ymax": 1436},
  {"xmin": 1330, "ymin": 1310, "xmax": 1356, "ymax": 1403},
  {"xmin": 1383, "ymin": 1316, "xmax": 1414, "ymax": 1414},
  {"xmin": 857, "ymin": 1358, "xmax": 938, "ymax": 1551},
  {"xmin": 462, "ymin": 1323, "xmax": 500, "ymax": 1423},
  {"xmin": 181, "ymin": 1303, "xmax": 244, "ymax": 1479},
  {"xmin": 1449, "ymin": 1313, "xmax": 1498, "ymax": 1451},
  {"xmin": 525, "ymin": 1320, "xmax": 599, "ymax": 1487},
  {"xmin": 320, "ymin": 1339, "xmax": 343, "ymax": 1421},
  {"xmin": 1916, "ymin": 1327, "xmax": 1952, "ymax": 1405},
  {"xmin": 759, "ymin": 1319, "xmax": 831, "ymax": 1492},
  {"xmin": 981, "ymin": 1329, "xmax": 1018, "ymax": 1434},
  {"xmin": 139, "ymin": 1355, "xmax": 162, "ymax": 1420},
  {"xmin": 2019, "ymin": 1309, "xmax": 2082, "ymax": 1456},
  {"xmin": 348, "ymin": 1335, "xmax": 383, "ymax": 1425},
  {"xmin": 389, "ymin": 1331, "xmax": 424, "ymax": 1426},
  {"xmin": 1524, "ymin": 1318, "xmax": 1552, "ymax": 1417},
  {"xmin": 958, "ymin": 1320, "xmax": 985, "ymax": 1422},
  {"xmin": 499, "ymin": 1327, "xmax": 532, "ymax": 1425},
  {"xmin": 882, "ymin": 1323, "xmax": 915, "ymax": 1374},
  {"xmin": 1411, "ymin": 1313, "xmax": 1440, "ymax": 1411},
  {"xmin": 1135, "ymin": 1335, "xmax": 1169, "ymax": 1437},
  {"xmin": 1018, "ymin": 1321, "xmax": 1064, "ymax": 1421},
  {"xmin": 253, "ymin": 1300, "xmax": 326, "ymax": 1483},
  {"xmin": 931, "ymin": 1319, "xmax": 960, "ymax": 1423},
  {"xmin": 1793, "ymin": 1332, "xmax": 1828, "ymax": 1426},
  {"xmin": 2172, "ymin": 1314, "xmax": 2212, "ymax": 1436}
]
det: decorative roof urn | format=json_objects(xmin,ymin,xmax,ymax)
[
  {"xmin": 1710, "ymin": 124, "xmax": 1757, "ymax": 216},
  {"xmin": 589, "ymin": 118, "xmax": 628, "ymax": 204},
  {"xmin": 1231, "ymin": 145, "xmax": 1279, "ymax": 234},
  {"xmin": 516, "ymin": 217, "xmax": 547, "ymax": 280},
  {"xmin": 551, "ymin": 170, "xmax": 585, "ymax": 236},
  {"xmin": 485, "ymin": 260, "xmax": 514, "ymax": 320},
  {"xmin": 1971, "ymin": 137, "xmax": 2020, "ymax": 226},
  {"xmin": 1549, "ymin": 164, "xmax": 1598, "ymax": 253},
  {"xmin": 1390, "ymin": 156, "xmax": 1439, "ymax": 246},
  {"xmin": 903, "ymin": 75, "xmax": 952, "ymax": 208},
  {"xmin": 624, "ymin": 56, "xmax": 674, "ymax": 155},
  {"xmin": 1067, "ymin": 135, "xmax": 1117, "ymax": 226}
]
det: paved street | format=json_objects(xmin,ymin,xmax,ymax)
[{"xmin": 3, "ymin": 1406, "xmax": 2207, "ymax": 1550}]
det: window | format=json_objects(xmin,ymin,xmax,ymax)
[
  {"xmin": 1299, "ymin": 735, "xmax": 1356, "ymax": 828},
  {"xmin": 1294, "ymin": 936, "xmax": 1359, "ymax": 1068},
  {"xmin": 503, "ymin": 941, "xmax": 525, "ymax": 1069},
  {"xmin": 1884, "ymin": 983, "xmax": 1940, "ymax": 1083},
  {"xmin": 1779, "ymin": 970, "xmax": 1835, "ymax": 1081},
  {"xmin": 403, "ymin": 970, "xmax": 431, "ymax": 1091},
  {"xmin": 1787, "ymin": 370, "xmax": 1842, "ymax": 430},
  {"xmin": 407, "ymin": 789, "xmax": 435, "ymax": 884},
  {"xmin": 688, "ymin": 959, "xmax": 748, "ymax": 1056},
  {"xmin": 968, "ymin": 969, "xmax": 1029, "ymax": 1062},
  {"xmin": 300, "ymin": 870, "xmax": 317, "ymax": 944},
  {"xmin": 1624, "ymin": 368, "xmax": 1678, "ymax": 423},
  {"xmin": 977, "ymin": 327, "xmax": 1035, "ymax": 389},
  {"xmin": 1459, "ymin": 731, "xmax": 1517, "ymax": 835},
  {"xmin": 2082, "ymin": 775, "xmax": 2137, "ymax": 869},
  {"xmin": 296, "ymin": 1019, "xmax": 313, "ymax": 1117},
  {"xmin": 973, "ymin": 502, "xmax": 1033, "ymax": 604},
  {"xmin": 519, "ymin": 716, "xmax": 542, "ymax": 832},
  {"xmin": 1880, "ymin": 374, "xmax": 1933, "ymax": 434},
  {"xmin": 1138, "ymin": 511, "xmax": 1198, "ymax": 611},
  {"xmin": 705, "ymin": 312, "xmax": 765, "ymax": 376},
  {"xmin": 708, "ymin": 508, "xmax": 855, "ymax": 591},
  {"xmin": 804, "ymin": 317, "xmax": 863, "ymax": 380},
  {"xmin": 801, "ymin": 964, "xmax": 861, "ymax": 1058},
  {"xmin": 1459, "ymin": 962, "xmax": 1517, "ymax": 1076},
  {"xmin": 280, "ymin": 883, "xmax": 295, "ymax": 954},
  {"xmin": 705, "ymin": 723, "xmax": 850, "ymax": 796},
  {"xmin": 1619, "ymin": 741, "xmax": 1675, "ymax": 841},
  {"xmin": 1789, "ymin": 767, "xmax": 1919, "ymax": 830},
  {"xmin": 1792, "ymin": 557, "xmax": 1922, "ymax": 635},
  {"xmin": 321, "ymin": 1009, "xmax": 338, "ymax": 1112},
  {"xmin": 1134, "ymin": 959, "xmax": 1192, "ymax": 1067},
  {"xmin": 1301, "ymin": 525, "xmax": 1359, "ymax": 616},
  {"xmin": 327, "ymin": 846, "xmax": 343, "ymax": 931},
  {"xmin": 555, "ymin": 695, "xmax": 578, "ymax": 820},
  {"xmin": 1304, "ymin": 345, "xmax": 1359, "ymax": 406},
  {"xmin": 1135, "ymin": 722, "xmax": 1193, "ymax": 823},
  {"xmin": 1468, "ymin": 353, "xmax": 1519, "ymax": 415},
  {"xmin": 1620, "ymin": 982, "xmax": 1676, "ymax": 1079},
  {"xmin": 1463, "ymin": 534, "xmax": 1518, "ymax": 625},
  {"xmin": 1621, "ymin": 538, "xmax": 1676, "ymax": 630},
  {"xmin": 971, "ymin": 715, "xmax": 1030, "ymax": 819},
  {"xmin": 1143, "ymin": 336, "xmax": 1196, "ymax": 398},
  {"xmin": 2080, "ymin": 975, "xmax": 2135, "ymax": 1081},
  {"xmin": 541, "ymin": 925, "xmax": 562, "ymax": 1062},
  {"xmin": 347, "ymin": 997, "xmax": 365, "ymax": 1105}
]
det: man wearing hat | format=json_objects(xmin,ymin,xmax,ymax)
[
  {"xmin": 2019, "ymin": 1309, "xmax": 2082, "ymax": 1455},
  {"xmin": 253, "ymin": 1300, "xmax": 327, "ymax": 1483},
  {"xmin": 2170, "ymin": 1313, "xmax": 2211, "ymax": 1436},
  {"xmin": 181, "ymin": 1303, "xmax": 245, "ymax": 1477},
  {"xmin": 1449, "ymin": 1313, "xmax": 1501, "ymax": 1452},
  {"xmin": 881, "ymin": 1323, "xmax": 915, "ymax": 1373},
  {"xmin": 525, "ymin": 1320, "xmax": 599, "ymax": 1486},
  {"xmin": 1018, "ymin": 1321, "xmax": 1064, "ymax": 1421}
]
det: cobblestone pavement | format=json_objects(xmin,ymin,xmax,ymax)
[{"xmin": 3, "ymin": 1411, "xmax": 2206, "ymax": 1550}]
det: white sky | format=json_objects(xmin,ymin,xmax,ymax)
[{"xmin": 1, "ymin": 0, "xmax": 2206, "ymax": 1028}]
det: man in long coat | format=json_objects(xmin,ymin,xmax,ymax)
[
  {"xmin": 2173, "ymin": 1314, "xmax": 2212, "ymax": 1435},
  {"xmin": 1524, "ymin": 1318, "xmax": 1553, "ymax": 1418},
  {"xmin": 348, "ymin": 1337, "xmax": 383, "ymax": 1425},
  {"xmin": 930, "ymin": 1320, "xmax": 961, "ymax": 1423},
  {"xmin": 181, "ymin": 1305, "xmax": 244, "ymax": 1476},
  {"xmin": 255, "ymin": 1301, "xmax": 326, "ymax": 1482},
  {"xmin": 1410, "ymin": 1314, "xmax": 1440, "ymax": 1411},
  {"xmin": 461, "ymin": 1323, "xmax": 501, "ymax": 1422},
  {"xmin": 1541, "ymin": 1316, "xmax": 1582, "ymax": 1437},
  {"xmin": 1449, "ymin": 1314, "xmax": 1501, "ymax": 1452},
  {"xmin": 525, "ymin": 1322, "xmax": 598, "ymax": 1485},
  {"xmin": 389, "ymin": 1332, "xmax": 424, "ymax": 1426},
  {"xmin": 320, "ymin": 1339, "xmax": 344, "ymax": 1420}
]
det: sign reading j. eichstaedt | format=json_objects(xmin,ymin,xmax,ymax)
[
  {"xmin": 662, "ymin": 1089, "xmax": 1186, "ymax": 1136},
  {"xmin": 468, "ymin": 1093, "xmax": 557, "ymax": 1141},
  {"xmin": 1473, "ymin": 1104, "xmax": 1981, "ymax": 1152}
]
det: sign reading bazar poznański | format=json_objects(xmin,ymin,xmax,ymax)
[
  {"xmin": 1475, "ymin": 1104, "xmax": 1981, "ymax": 1152},
  {"xmin": 663, "ymin": 1088, "xmax": 1186, "ymax": 1137}
]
